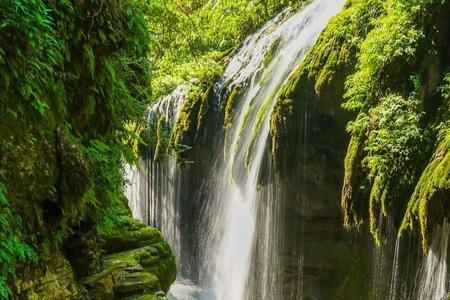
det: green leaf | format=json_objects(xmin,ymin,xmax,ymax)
[
  {"xmin": 83, "ymin": 43, "xmax": 95, "ymax": 77},
  {"xmin": 32, "ymin": 100, "xmax": 49, "ymax": 116},
  {"xmin": 85, "ymin": 95, "xmax": 96, "ymax": 118}
]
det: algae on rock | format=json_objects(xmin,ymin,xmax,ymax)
[{"xmin": 268, "ymin": 0, "xmax": 450, "ymax": 250}]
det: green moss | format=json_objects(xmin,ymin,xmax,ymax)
[
  {"xmin": 340, "ymin": 0, "xmax": 450, "ymax": 247},
  {"xmin": 245, "ymin": 83, "xmax": 281, "ymax": 168},
  {"xmin": 0, "ymin": 0, "xmax": 178, "ymax": 298},
  {"xmin": 262, "ymin": 37, "xmax": 282, "ymax": 67},
  {"xmin": 230, "ymin": 62, "xmax": 280, "ymax": 163},
  {"xmin": 224, "ymin": 85, "xmax": 241, "ymax": 131},
  {"xmin": 270, "ymin": 0, "xmax": 383, "ymax": 176},
  {"xmin": 368, "ymin": 175, "xmax": 390, "ymax": 246},
  {"xmin": 343, "ymin": 0, "xmax": 431, "ymax": 110},
  {"xmin": 12, "ymin": 250, "xmax": 87, "ymax": 300},
  {"xmin": 400, "ymin": 132, "xmax": 450, "ymax": 251},
  {"xmin": 341, "ymin": 135, "xmax": 364, "ymax": 230},
  {"xmin": 230, "ymin": 101, "xmax": 256, "ymax": 163},
  {"xmin": 170, "ymin": 87, "xmax": 203, "ymax": 157},
  {"xmin": 154, "ymin": 116, "xmax": 170, "ymax": 162},
  {"xmin": 170, "ymin": 78, "xmax": 216, "ymax": 163},
  {"xmin": 98, "ymin": 197, "xmax": 176, "ymax": 294},
  {"xmin": 398, "ymin": 74, "xmax": 450, "ymax": 249},
  {"xmin": 197, "ymin": 86, "xmax": 213, "ymax": 135},
  {"xmin": 223, "ymin": 85, "xmax": 241, "ymax": 160},
  {"xmin": 269, "ymin": 0, "xmax": 449, "ymax": 247}
]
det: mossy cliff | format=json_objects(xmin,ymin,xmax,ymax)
[
  {"xmin": 270, "ymin": 0, "xmax": 450, "ymax": 249},
  {"xmin": 169, "ymin": 77, "xmax": 219, "ymax": 164},
  {"xmin": 0, "ymin": 1, "xmax": 175, "ymax": 299},
  {"xmin": 270, "ymin": 0, "xmax": 383, "ymax": 177}
]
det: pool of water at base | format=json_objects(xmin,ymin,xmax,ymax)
[{"xmin": 167, "ymin": 278, "xmax": 213, "ymax": 300}]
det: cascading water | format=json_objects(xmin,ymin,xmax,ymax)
[
  {"xmin": 199, "ymin": 1, "xmax": 346, "ymax": 299},
  {"xmin": 125, "ymin": 84, "xmax": 209, "ymax": 299},
  {"xmin": 389, "ymin": 235, "xmax": 402, "ymax": 300},
  {"xmin": 125, "ymin": 2, "xmax": 347, "ymax": 298},
  {"xmin": 386, "ymin": 230, "xmax": 421, "ymax": 300},
  {"xmin": 124, "ymin": 2, "xmax": 450, "ymax": 300},
  {"xmin": 416, "ymin": 220, "xmax": 450, "ymax": 300},
  {"xmin": 125, "ymin": 156, "xmax": 181, "ymax": 260},
  {"xmin": 125, "ymin": 84, "xmax": 189, "ymax": 259},
  {"xmin": 124, "ymin": 2, "xmax": 450, "ymax": 299}
]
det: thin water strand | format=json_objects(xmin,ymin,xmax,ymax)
[{"xmin": 417, "ymin": 220, "xmax": 450, "ymax": 300}]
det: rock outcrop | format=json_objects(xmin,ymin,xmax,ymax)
[
  {"xmin": 13, "ymin": 202, "xmax": 176, "ymax": 300},
  {"xmin": 82, "ymin": 215, "xmax": 176, "ymax": 299}
]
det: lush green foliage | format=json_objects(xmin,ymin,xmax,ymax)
[
  {"xmin": 147, "ymin": 0, "xmax": 304, "ymax": 101},
  {"xmin": 401, "ymin": 73, "xmax": 450, "ymax": 250},
  {"xmin": 268, "ymin": 0, "xmax": 449, "ymax": 248},
  {"xmin": 0, "ymin": 0, "xmax": 151, "ymax": 296},
  {"xmin": 359, "ymin": 94, "xmax": 423, "ymax": 244},
  {"xmin": 343, "ymin": 0, "xmax": 430, "ymax": 110},
  {"xmin": 363, "ymin": 94, "xmax": 422, "ymax": 179},
  {"xmin": 0, "ymin": 181, "xmax": 38, "ymax": 298},
  {"xmin": 340, "ymin": 0, "xmax": 450, "ymax": 247}
]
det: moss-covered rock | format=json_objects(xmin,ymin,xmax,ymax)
[
  {"xmin": 154, "ymin": 116, "xmax": 170, "ymax": 162},
  {"xmin": 223, "ymin": 85, "xmax": 242, "ymax": 131},
  {"xmin": 170, "ymin": 78, "xmax": 218, "ymax": 163},
  {"xmin": 262, "ymin": 37, "xmax": 282, "ymax": 67},
  {"xmin": 81, "ymin": 241, "xmax": 175, "ymax": 299},
  {"xmin": 11, "ymin": 196, "xmax": 176, "ymax": 300},
  {"xmin": 100, "ymin": 220, "xmax": 165, "ymax": 255},
  {"xmin": 270, "ymin": 0, "xmax": 383, "ymax": 177},
  {"xmin": 268, "ymin": 0, "xmax": 450, "ymax": 249},
  {"xmin": 13, "ymin": 251, "xmax": 89, "ymax": 300},
  {"xmin": 96, "ymin": 198, "xmax": 176, "ymax": 297},
  {"xmin": 400, "ymin": 75, "xmax": 450, "ymax": 251},
  {"xmin": 339, "ymin": 0, "xmax": 450, "ymax": 247}
]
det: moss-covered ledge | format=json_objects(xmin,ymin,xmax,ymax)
[
  {"xmin": 169, "ymin": 75, "xmax": 220, "ymax": 164},
  {"xmin": 269, "ymin": 0, "xmax": 450, "ymax": 250},
  {"xmin": 340, "ymin": 0, "xmax": 450, "ymax": 248},
  {"xmin": 86, "ymin": 198, "xmax": 177, "ymax": 299},
  {"xmin": 269, "ymin": 0, "xmax": 383, "ymax": 177},
  {"xmin": 12, "ymin": 197, "xmax": 176, "ymax": 300}
]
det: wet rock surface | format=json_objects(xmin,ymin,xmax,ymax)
[
  {"xmin": 82, "ymin": 215, "xmax": 176, "ymax": 299},
  {"xmin": 13, "ymin": 212, "xmax": 176, "ymax": 300},
  {"xmin": 13, "ymin": 251, "xmax": 89, "ymax": 300}
]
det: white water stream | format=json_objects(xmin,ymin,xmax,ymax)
[
  {"xmin": 416, "ymin": 220, "xmax": 450, "ymax": 300},
  {"xmin": 201, "ymin": 1, "xmax": 346, "ymax": 299},
  {"xmin": 125, "ymin": 84, "xmax": 187, "ymax": 263},
  {"xmin": 126, "ymin": 1, "xmax": 348, "ymax": 299}
]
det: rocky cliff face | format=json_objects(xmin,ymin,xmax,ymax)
[
  {"xmin": 270, "ymin": 0, "xmax": 449, "ymax": 248},
  {"xmin": 269, "ymin": 0, "xmax": 450, "ymax": 297},
  {"xmin": 0, "ymin": 1, "xmax": 176, "ymax": 299},
  {"xmin": 13, "ymin": 206, "xmax": 176, "ymax": 300},
  {"xmin": 145, "ymin": 0, "xmax": 449, "ymax": 298}
]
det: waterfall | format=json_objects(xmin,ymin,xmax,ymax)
[
  {"xmin": 200, "ymin": 1, "xmax": 346, "ymax": 299},
  {"xmin": 124, "ymin": 82, "xmax": 216, "ymax": 298},
  {"xmin": 125, "ymin": 3, "xmax": 450, "ymax": 300},
  {"xmin": 125, "ymin": 157, "xmax": 182, "ymax": 257},
  {"xmin": 127, "ymin": 2, "xmax": 348, "ymax": 299},
  {"xmin": 416, "ymin": 220, "xmax": 450, "ymax": 300},
  {"xmin": 124, "ymin": 84, "xmax": 189, "ymax": 272}
]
